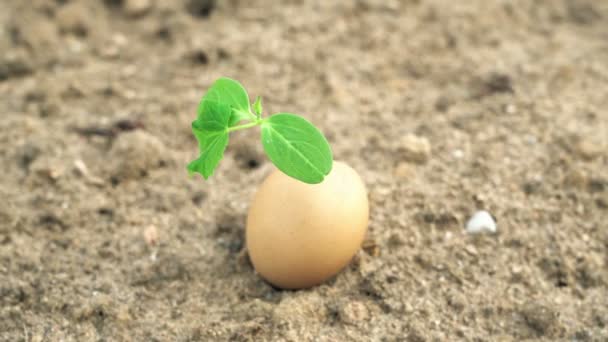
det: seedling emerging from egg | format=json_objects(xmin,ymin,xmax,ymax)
[{"xmin": 189, "ymin": 78, "xmax": 369, "ymax": 289}]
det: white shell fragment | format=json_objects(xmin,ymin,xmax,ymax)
[{"xmin": 466, "ymin": 210, "xmax": 497, "ymax": 234}]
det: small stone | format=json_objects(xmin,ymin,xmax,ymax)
[
  {"xmin": 97, "ymin": 34, "xmax": 127, "ymax": 59},
  {"xmin": 338, "ymin": 301, "xmax": 369, "ymax": 325},
  {"xmin": 505, "ymin": 104, "xmax": 517, "ymax": 114},
  {"xmin": 452, "ymin": 149, "xmax": 464, "ymax": 159},
  {"xmin": 446, "ymin": 291, "xmax": 466, "ymax": 312},
  {"xmin": 369, "ymin": 186, "xmax": 392, "ymax": 204},
  {"xmin": 124, "ymin": 0, "xmax": 153, "ymax": 17},
  {"xmin": 398, "ymin": 134, "xmax": 431, "ymax": 164},
  {"xmin": 466, "ymin": 210, "xmax": 497, "ymax": 234},
  {"xmin": 576, "ymin": 139, "xmax": 603, "ymax": 160},
  {"xmin": 116, "ymin": 305, "xmax": 132, "ymax": 322},
  {"xmin": 112, "ymin": 34, "xmax": 129, "ymax": 47},
  {"xmin": 511, "ymin": 265, "xmax": 523, "ymax": 275},
  {"xmin": 29, "ymin": 157, "xmax": 64, "ymax": 181},
  {"xmin": 393, "ymin": 162, "xmax": 415, "ymax": 179},
  {"xmin": 519, "ymin": 303, "xmax": 562, "ymax": 338},
  {"xmin": 143, "ymin": 225, "xmax": 159, "ymax": 247},
  {"xmin": 362, "ymin": 238, "xmax": 380, "ymax": 257},
  {"xmin": 464, "ymin": 245, "xmax": 478, "ymax": 256},
  {"xmin": 66, "ymin": 37, "xmax": 85, "ymax": 53},
  {"xmin": 73, "ymin": 159, "xmax": 104, "ymax": 185},
  {"xmin": 73, "ymin": 159, "xmax": 89, "ymax": 177}
]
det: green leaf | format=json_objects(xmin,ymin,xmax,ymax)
[
  {"xmin": 188, "ymin": 100, "xmax": 231, "ymax": 179},
  {"xmin": 187, "ymin": 131, "xmax": 229, "ymax": 179},
  {"xmin": 253, "ymin": 96, "xmax": 263, "ymax": 119},
  {"xmin": 201, "ymin": 77, "xmax": 252, "ymax": 126},
  {"xmin": 192, "ymin": 100, "xmax": 232, "ymax": 131},
  {"xmin": 261, "ymin": 113, "xmax": 333, "ymax": 184}
]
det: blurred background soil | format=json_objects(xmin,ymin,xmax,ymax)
[{"xmin": 1, "ymin": 0, "xmax": 607, "ymax": 340}]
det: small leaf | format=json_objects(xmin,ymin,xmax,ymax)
[
  {"xmin": 193, "ymin": 100, "xmax": 232, "ymax": 131},
  {"xmin": 188, "ymin": 100, "xmax": 231, "ymax": 179},
  {"xmin": 261, "ymin": 113, "xmax": 333, "ymax": 184},
  {"xmin": 201, "ymin": 77, "xmax": 252, "ymax": 126},
  {"xmin": 253, "ymin": 96, "xmax": 263, "ymax": 118},
  {"xmin": 187, "ymin": 131, "xmax": 229, "ymax": 179}
]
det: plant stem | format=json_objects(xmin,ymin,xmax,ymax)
[{"xmin": 227, "ymin": 120, "xmax": 263, "ymax": 132}]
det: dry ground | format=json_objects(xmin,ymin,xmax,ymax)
[{"xmin": 1, "ymin": 0, "xmax": 607, "ymax": 341}]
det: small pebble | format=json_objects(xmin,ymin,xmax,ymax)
[
  {"xmin": 30, "ymin": 158, "xmax": 64, "ymax": 181},
  {"xmin": 143, "ymin": 225, "xmax": 159, "ymax": 247},
  {"xmin": 361, "ymin": 238, "xmax": 380, "ymax": 257},
  {"xmin": 393, "ymin": 162, "xmax": 414, "ymax": 179},
  {"xmin": 466, "ymin": 210, "xmax": 497, "ymax": 234},
  {"xmin": 124, "ymin": 0, "xmax": 153, "ymax": 17},
  {"xmin": 73, "ymin": 159, "xmax": 89, "ymax": 177},
  {"xmin": 338, "ymin": 301, "xmax": 369, "ymax": 325},
  {"xmin": 576, "ymin": 139, "xmax": 603, "ymax": 160},
  {"xmin": 73, "ymin": 159, "xmax": 104, "ymax": 185},
  {"xmin": 398, "ymin": 134, "xmax": 431, "ymax": 164},
  {"xmin": 464, "ymin": 245, "xmax": 478, "ymax": 255},
  {"xmin": 112, "ymin": 34, "xmax": 128, "ymax": 47},
  {"xmin": 505, "ymin": 104, "xmax": 517, "ymax": 114},
  {"xmin": 452, "ymin": 149, "xmax": 464, "ymax": 159}
]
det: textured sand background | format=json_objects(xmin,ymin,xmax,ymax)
[{"xmin": 1, "ymin": 0, "xmax": 607, "ymax": 340}]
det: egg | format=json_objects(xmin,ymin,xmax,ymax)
[{"xmin": 246, "ymin": 161, "xmax": 369, "ymax": 289}]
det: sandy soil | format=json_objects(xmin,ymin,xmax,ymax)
[{"xmin": 1, "ymin": 0, "xmax": 607, "ymax": 341}]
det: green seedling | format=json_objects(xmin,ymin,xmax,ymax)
[{"xmin": 188, "ymin": 77, "xmax": 333, "ymax": 184}]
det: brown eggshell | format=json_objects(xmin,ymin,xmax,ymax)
[{"xmin": 246, "ymin": 161, "xmax": 369, "ymax": 289}]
